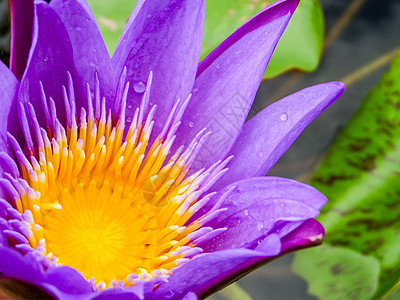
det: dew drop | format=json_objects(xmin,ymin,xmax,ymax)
[
  {"xmin": 280, "ymin": 113, "xmax": 288, "ymax": 122},
  {"xmin": 89, "ymin": 61, "xmax": 96, "ymax": 67},
  {"xmin": 192, "ymin": 87, "xmax": 199, "ymax": 94},
  {"xmin": 257, "ymin": 222, "xmax": 264, "ymax": 231},
  {"xmin": 258, "ymin": 152, "xmax": 263, "ymax": 158},
  {"xmin": 188, "ymin": 121, "xmax": 194, "ymax": 128},
  {"xmin": 215, "ymin": 63, "xmax": 221, "ymax": 70},
  {"xmin": 244, "ymin": 209, "xmax": 249, "ymax": 216},
  {"xmin": 234, "ymin": 190, "xmax": 241, "ymax": 196},
  {"xmin": 126, "ymin": 117, "xmax": 132, "ymax": 123},
  {"xmin": 165, "ymin": 291, "xmax": 174, "ymax": 299},
  {"xmin": 133, "ymin": 81, "xmax": 146, "ymax": 93},
  {"xmin": 43, "ymin": 57, "xmax": 49, "ymax": 62},
  {"xmin": 127, "ymin": 104, "xmax": 133, "ymax": 109},
  {"xmin": 75, "ymin": 26, "xmax": 82, "ymax": 31}
]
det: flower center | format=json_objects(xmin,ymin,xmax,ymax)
[{"xmin": 3, "ymin": 72, "xmax": 229, "ymax": 289}]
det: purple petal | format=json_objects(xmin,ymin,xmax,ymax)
[
  {"xmin": 18, "ymin": 2, "xmax": 82, "ymax": 133},
  {"xmin": 112, "ymin": 0, "xmax": 205, "ymax": 133},
  {"xmin": 50, "ymin": 0, "xmax": 116, "ymax": 108},
  {"xmin": 10, "ymin": 0, "xmax": 34, "ymax": 80},
  {"xmin": 45, "ymin": 266, "xmax": 92, "ymax": 295},
  {"xmin": 197, "ymin": 177, "xmax": 326, "ymax": 252},
  {"xmin": 149, "ymin": 247, "xmax": 281, "ymax": 299},
  {"xmin": 0, "ymin": 247, "xmax": 87, "ymax": 299},
  {"xmin": 0, "ymin": 247, "xmax": 44, "ymax": 282},
  {"xmin": 280, "ymin": 218, "xmax": 325, "ymax": 253},
  {"xmin": 89, "ymin": 280, "xmax": 162, "ymax": 300},
  {"xmin": 214, "ymin": 81, "xmax": 345, "ymax": 189},
  {"xmin": 174, "ymin": 0, "xmax": 298, "ymax": 172},
  {"xmin": 90, "ymin": 288, "xmax": 142, "ymax": 300},
  {"xmin": 194, "ymin": 176, "xmax": 326, "ymax": 221},
  {"xmin": 0, "ymin": 61, "xmax": 19, "ymax": 153},
  {"xmin": 182, "ymin": 292, "xmax": 198, "ymax": 300}
]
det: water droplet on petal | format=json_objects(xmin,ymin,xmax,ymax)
[
  {"xmin": 43, "ymin": 57, "xmax": 49, "ymax": 62},
  {"xmin": 188, "ymin": 121, "xmax": 194, "ymax": 128},
  {"xmin": 126, "ymin": 117, "xmax": 132, "ymax": 123},
  {"xmin": 257, "ymin": 222, "xmax": 264, "ymax": 231},
  {"xmin": 127, "ymin": 104, "xmax": 132, "ymax": 109},
  {"xmin": 165, "ymin": 291, "xmax": 174, "ymax": 299},
  {"xmin": 75, "ymin": 26, "xmax": 82, "ymax": 31},
  {"xmin": 192, "ymin": 87, "xmax": 199, "ymax": 94},
  {"xmin": 244, "ymin": 209, "xmax": 249, "ymax": 216},
  {"xmin": 234, "ymin": 190, "xmax": 241, "ymax": 196},
  {"xmin": 215, "ymin": 63, "xmax": 221, "ymax": 70},
  {"xmin": 258, "ymin": 152, "xmax": 263, "ymax": 158},
  {"xmin": 280, "ymin": 113, "xmax": 288, "ymax": 122},
  {"xmin": 89, "ymin": 61, "xmax": 96, "ymax": 67},
  {"xmin": 133, "ymin": 81, "xmax": 146, "ymax": 93}
]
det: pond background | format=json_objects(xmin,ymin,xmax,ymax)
[{"xmin": 1, "ymin": 0, "xmax": 400, "ymax": 299}]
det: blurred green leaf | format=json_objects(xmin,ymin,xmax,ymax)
[
  {"xmin": 87, "ymin": 0, "xmax": 324, "ymax": 79},
  {"xmin": 265, "ymin": 0, "xmax": 324, "ymax": 78},
  {"xmin": 87, "ymin": 0, "xmax": 136, "ymax": 54},
  {"xmin": 293, "ymin": 52, "xmax": 400, "ymax": 299},
  {"xmin": 293, "ymin": 245, "xmax": 380, "ymax": 300},
  {"xmin": 211, "ymin": 283, "xmax": 254, "ymax": 300},
  {"xmin": 385, "ymin": 280, "xmax": 400, "ymax": 300}
]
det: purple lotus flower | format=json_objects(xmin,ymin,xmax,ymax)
[{"xmin": 0, "ymin": 0, "xmax": 344, "ymax": 299}]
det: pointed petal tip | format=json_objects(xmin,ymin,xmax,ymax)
[
  {"xmin": 281, "ymin": 219, "xmax": 325, "ymax": 253},
  {"xmin": 270, "ymin": 0, "xmax": 301, "ymax": 15},
  {"xmin": 327, "ymin": 81, "xmax": 346, "ymax": 92},
  {"xmin": 321, "ymin": 81, "xmax": 346, "ymax": 102}
]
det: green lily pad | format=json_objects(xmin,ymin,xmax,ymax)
[
  {"xmin": 294, "ymin": 52, "xmax": 400, "ymax": 299},
  {"xmin": 293, "ymin": 245, "xmax": 380, "ymax": 300},
  {"xmin": 87, "ymin": 0, "xmax": 324, "ymax": 79},
  {"xmin": 86, "ymin": 0, "xmax": 135, "ymax": 55},
  {"xmin": 265, "ymin": 0, "xmax": 324, "ymax": 78},
  {"xmin": 386, "ymin": 283, "xmax": 400, "ymax": 300}
]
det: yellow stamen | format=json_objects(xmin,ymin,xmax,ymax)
[{"xmin": 8, "ymin": 76, "xmax": 226, "ymax": 290}]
